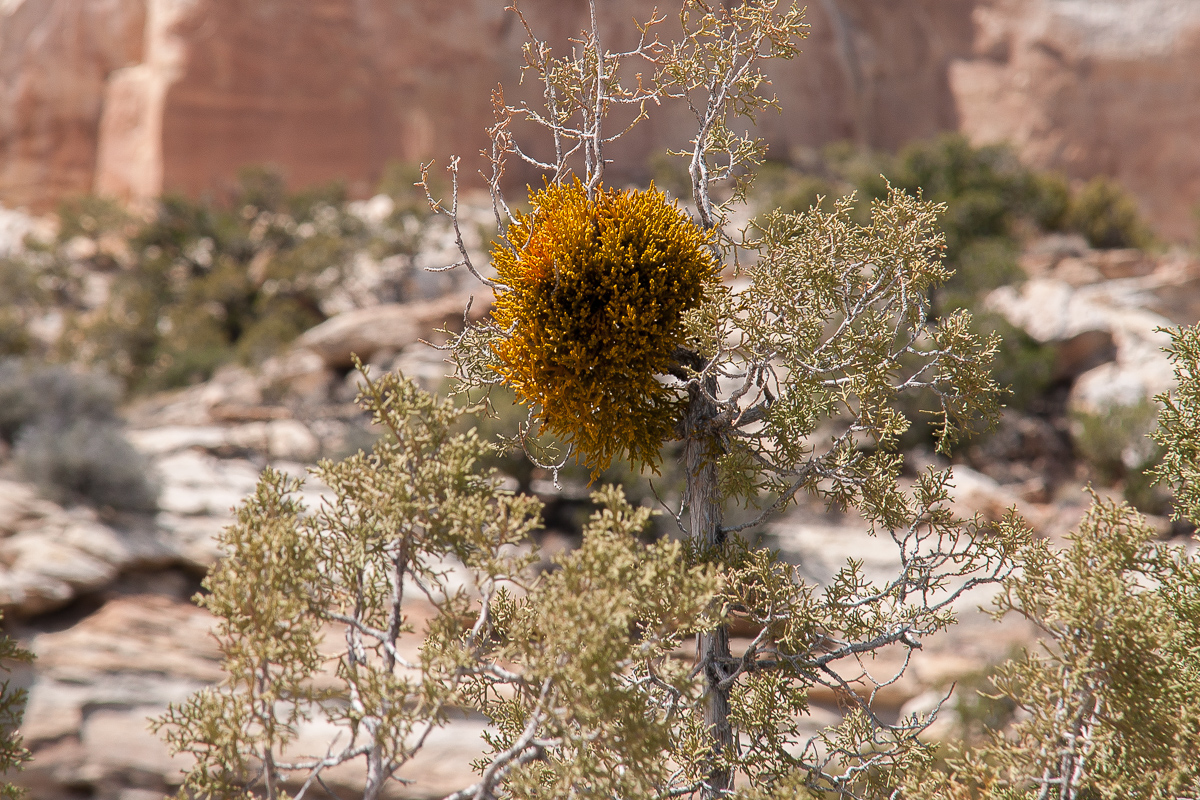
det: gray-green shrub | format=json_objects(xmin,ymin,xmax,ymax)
[{"xmin": 0, "ymin": 360, "xmax": 158, "ymax": 511}]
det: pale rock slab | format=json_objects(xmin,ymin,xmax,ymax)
[
  {"xmin": 295, "ymin": 293, "xmax": 487, "ymax": 370},
  {"xmin": 128, "ymin": 419, "xmax": 319, "ymax": 461},
  {"xmin": 0, "ymin": 487, "xmax": 182, "ymax": 614},
  {"xmin": 17, "ymin": 595, "xmax": 220, "ymax": 796},
  {"xmin": 154, "ymin": 450, "xmax": 260, "ymax": 517},
  {"xmin": 80, "ymin": 707, "xmax": 193, "ymax": 782},
  {"xmin": 258, "ymin": 347, "xmax": 332, "ymax": 399},
  {"xmin": 0, "ymin": 533, "xmax": 117, "ymax": 593},
  {"xmin": 0, "ymin": 478, "xmax": 58, "ymax": 534},
  {"xmin": 986, "ymin": 276, "xmax": 1178, "ymax": 412}
]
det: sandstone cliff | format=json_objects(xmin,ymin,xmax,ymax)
[
  {"xmin": 0, "ymin": 0, "xmax": 1198, "ymax": 238},
  {"xmin": 952, "ymin": 0, "xmax": 1200, "ymax": 240}
]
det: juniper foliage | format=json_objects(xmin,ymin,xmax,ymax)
[
  {"xmin": 0, "ymin": 626, "xmax": 31, "ymax": 800},
  {"xmin": 912, "ymin": 495, "xmax": 1200, "ymax": 800},
  {"xmin": 906, "ymin": 322, "xmax": 1200, "ymax": 800}
]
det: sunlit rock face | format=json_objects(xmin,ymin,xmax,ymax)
[
  {"xmin": 96, "ymin": 0, "xmax": 976, "ymax": 203},
  {"xmin": 0, "ymin": 0, "xmax": 145, "ymax": 208},
  {"xmin": 952, "ymin": 0, "xmax": 1200, "ymax": 240},
  {"xmin": 0, "ymin": 0, "xmax": 1198, "ymax": 239}
]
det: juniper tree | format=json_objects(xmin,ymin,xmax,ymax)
[
  {"xmin": 909, "ymin": 324, "xmax": 1200, "ymax": 800},
  {"xmin": 158, "ymin": 3, "xmax": 1030, "ymax": 799},
  {"xmin": 0, "ymin": 626, "xmax": 31, "ymax": 800},
  {"xmin": 911, "ymin": 496, "xmax": 1200, "ymax": 800}
]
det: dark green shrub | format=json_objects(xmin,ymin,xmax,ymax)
[
  {"xmin": 758, "ymin": 136, "xmax": 1069, "ymax": 316},
  {"xmin": 72, "ymin": 168, "xmax": 394, "ymax": 392},
  {"xmin": 897, "ymin": 312, "xmax": 1054, "ymax": 451},
  {"xmin": 22, "ymin": 167, "xmax": 432, "ymax": 393},
  {"xmin": 1072, "ymin": 399, "xmax": 1168, "ymax": 514},
  {"xmin": 752, "ymin": 161, "xmax": 836, "ymax": 216},
  {"xmin": 1072, "ymin": 400, "xmax": 1159, "ymax": 483},
  {"xmin": 976, "ymin": 312, "xmax": 1056, "ymax": 414},
  {"xmin": 890, "ymin": 135, "xmax": 1068, "ymax": 262},
  {"xmin": 775, "ymin": 176, "xmax": 836, "ymax": 215},
  {"xmin": 55, "ymin": 195, "xmax": 133, "ymax": 241},
  {"xmin": 233, "ymin": 165, "xmax": 288, "ymax": 213},
  {"xmin": 949, "ymin": 666, "xmax": 1019, "ymax": 746},
  {"xmin": 1023, "ymin": 170, "xmax": 1071, "ymax": 231},
  {"xmin": 935, "ymin": 238, "xmax": 1023, "ymax": 313},
  {"xmin": 0, "ymin": 246, "xmax": 81, "ymax": 358},
  {"xmin": 377, "ymin": 159, "xmax": 443, "ymax": 217},
  {"xmin": 646, "ymin": 152, "xmax": 693, "ymax": 199},
  {"xmin": 1067, "ymin": 176, "xmax": 1152, "ymax": 249},
  {"xmin": 821, "ymin": 140, "xmax": 892, "ymax": 208},
  {"xmin": 0, "ymin": 259, "xmax": 43, "ymax": 354}
]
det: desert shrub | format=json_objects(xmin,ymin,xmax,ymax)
[
  {"xmin": 899, "ymin": 312, "xmax": 1055, "ymax": 450},
  {"xmin": 773, "ymin": 174, "xmax": 836, "ymax": 215},
  {"xmin": 0, "ymin": 359, "xmax": 121, "ymax": 443},
  {"xmin": 16, "ymin": 420, "xmax": 159, "ymax": 512},
  {"xmin": 376, "ymin": 159, "xmax": 443, "ymax": 217},
  {"xmin": 820, "ymin": 140, "xmax": 893, "ymax": 214},
  {"xmin": 894, "ymin": 137, "xmax": 1019, "ymax": 241},
  {"xmin": 892, "ymin": 136, "xmax": 1066, "ymax": 247},
  {"xmin": 1023, "ymin": 169, "xmax": 1072, "ymax": 232},
  {"xmin": 0, "ymin": 241, "xmax": 84, "ymax": 358},
  {"xmin": 647, "ymin": 151, "xmax": 694, "ymax": 199},
  {"xmin": 0, "ymin": 258, "xmax": 42, "ymax": 357},
  {"xmin": 0, "ymin": 360, "xmax": 158, "ymax": 511},
  {"xmin": 935, "ymin": 237, "xmax": 1023, "ymax": 312},
  {"xmin": 769, "ymin": 136, "xmax": 1083, "ymax": 439},
  {"xmin": 975, "ymin": 313, "xmax": 1056, "ymax": 412},
  {"xmin": 55, "ymin": 195, "xmax": 134, "ymax": 242},
  {"xmin": 0, "ymin": 312, "xmax": 29, "ymax": 358},
  {"xmin": 1072, "ymin": 399, "xmax": 1168, "ymax": 514},
  {"xmin": 907, "ymin": 323, "xmax": 1200, "ymax": 798},
  {"xmin": 947, "ymin": 667, "xmax": 1019, "ymax": 747},
  {"xmin": 755, "ymin": 135, "xmax": 1069, "ymax": 316},
  {"xmin": 70, "ymin": 167, "xmax": 428, "ymax": 392},
  {"xmin": 915, "ymin": 497, "xmax": 1200, "ymax": 800},
  {"xmin": 886, "ymin": 136, "xmax": 1070, "ymax": 316},
  {"xmin": 1067, "ymin": 175, "xmax": 1153, "ymax": 250},
  {"xmin": 753, "ymin": 161, "xmax": 836, "ymax": 215}
]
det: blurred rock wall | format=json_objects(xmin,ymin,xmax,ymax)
[{"xmin": 0, "ymin": 0, "xmax": 1198, "ymax": 237}]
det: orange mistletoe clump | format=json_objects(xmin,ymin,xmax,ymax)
[{"xmin": 490, "ymin": 179, "xmax": 717, "ymax": 473}]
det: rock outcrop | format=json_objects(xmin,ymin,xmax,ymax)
[
  {"xmin": 0, "ymin": 0, "xmax": 145, "ymax": 209},
  {"xmin": 0, "ymin": 0, "xmax": 973, "ymax": 207},
  {"xmin": 952, "ymin": 0, "xmax": 1200, "ymax": 240},
  {"xmin": 5, "ymin": 0, "xmax": 1197, "ymax": 238},
  {"xmin": 986, "ymin": 241, "xmax": 1200, "ymax": 414}
]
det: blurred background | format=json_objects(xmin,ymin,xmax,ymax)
[{"xmin": 0, "ymin": 0, "xmax": 1199, "ymax": 798}]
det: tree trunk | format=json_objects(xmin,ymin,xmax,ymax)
[{"xmin": 683, "ymin": 379, "xmax": 734, "ymax": 798}]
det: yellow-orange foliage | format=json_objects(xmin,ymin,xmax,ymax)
[{"xmin": 490, "ymin": 180, "xmax": 717, "ymax": 473}]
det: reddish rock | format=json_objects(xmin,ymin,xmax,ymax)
[
  {"xmin": 0, "ymin": 0, "xmax": 144, "ymax": 207},
  {"xmin": 0, "ymin": 0, "xmax": 974, "ymax": 209},
  {"xmin": 953, "ymin": 0, "xmax": 1200, "ymax": 240},
  {"xmin": 1, "ymin": 0, "xmax": 1198, "ymax": 240}
]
